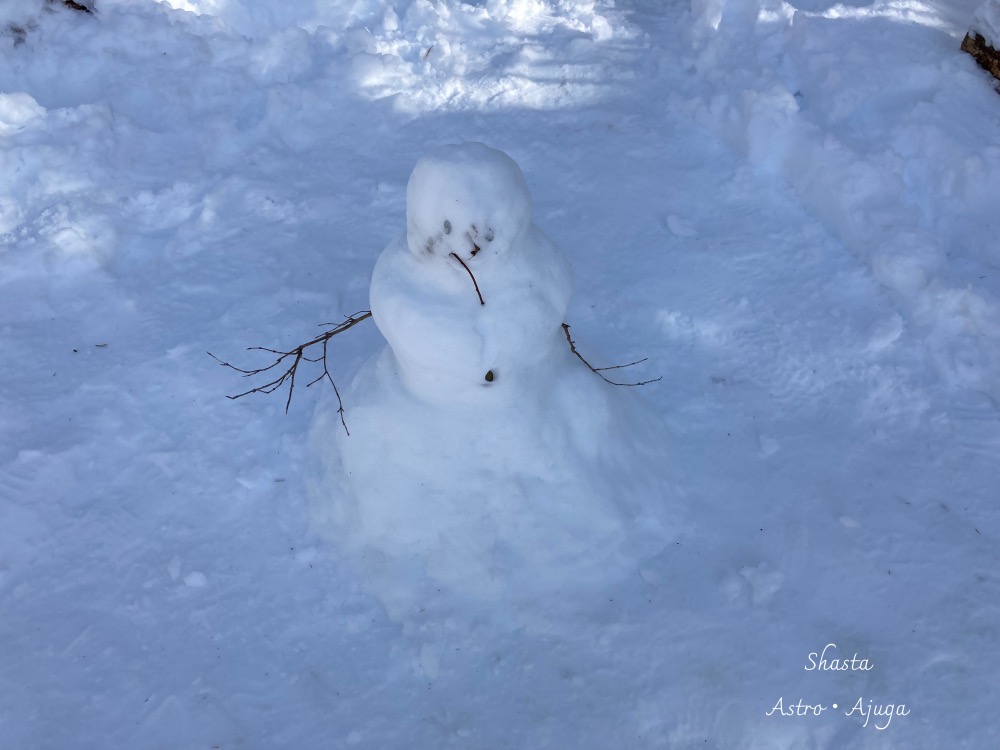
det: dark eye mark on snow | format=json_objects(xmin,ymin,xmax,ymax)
[
  {"xmin": 467, "ymin": 225, "xmax": 482, "ymax": 257},
  {"xmin": 8, "ymin": 25, "xmax": 29, "ymax": 45},
  {"xmin": 485, "ymin": 228, "xmax": 494, "ymax": 242},
  {"xmin": 443, "ymin": 220, "xmax": 451, "ymax": 235}
]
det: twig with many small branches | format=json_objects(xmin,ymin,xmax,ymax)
[
  {"xmin": 561, "ymin": 323, "xmax": 661, "ymax": 386},
  {"xmin": 209, "ymin": 313, "xmax": 657, "ymax": 434},
  {"xmin": 208, "ymin": 311, "xmax": 372, "ymax": 434}
]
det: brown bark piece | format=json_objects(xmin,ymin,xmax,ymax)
[
  {"xmin": 46, "ymin": 0, "xmax": 94, "ymax": 12},
  {"xmin": 962, "ymin": 32, "xmax": 1000, "ymax": 84}
]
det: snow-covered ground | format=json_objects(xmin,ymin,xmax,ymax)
[
  {"xmin": 2, "ymin": 0, "xmax": 999, "ymax": 747},
  {"xmin": 971, "ymin": 0, "xmax": 1000, "ymax": 45}
]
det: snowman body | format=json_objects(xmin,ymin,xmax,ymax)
[{"xmin": 313, "ymin": 144, "xmax": 682, "ymax": 617}]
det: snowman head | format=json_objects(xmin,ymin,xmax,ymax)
[{"xmin": 405, "ymin": 142, "xmax": 533, "ymax": 262}]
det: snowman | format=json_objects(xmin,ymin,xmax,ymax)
[
  {"xmin": 312, "ymin": 143, "xmax": 682, "ymax": 617},
  {"xmin": 369, "ymin": 142, "xmax": 573, "ymax": 403}
]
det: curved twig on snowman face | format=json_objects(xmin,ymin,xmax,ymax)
[
  {"xmin": 437, "ymin": 218, "xmax": 490, "ymax": 305},
  {"xmin": 449, "ymin": 252, "xmax": 485, "ymax": 305}
]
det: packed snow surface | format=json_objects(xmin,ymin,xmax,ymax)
[{"xmin": 2, "ymin": 0, "xmax": 1000, "ymax": 748}]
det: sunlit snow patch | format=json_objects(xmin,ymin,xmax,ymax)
[
  {"xmin": 0, "ymin": 92, "xmax": 46, "ymax": 136},
  {"xmin": 345, "ymin": 0, "xmax": 638, "ymax": 113},
  {"xmin": 143, "ymin": 0, "xmax": 636, "ymax": 113}
]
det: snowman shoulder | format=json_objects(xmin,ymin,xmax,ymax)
[
  {"xmin": 369, "ymin": 236, "xmax": 406, "ymax": 309},
  {"xmin": 371, "ymin": 235, "xmax": 462, "ymax": 307},
  {"xmin": 520, "ymin": 225, "xmax": 573, "ymax": 310}
]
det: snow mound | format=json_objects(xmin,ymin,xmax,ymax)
[
  {"xmin": 312, "ymin": 144, "xmax": 684, "ymax": 619},
  {"xmin": 971, "ymin": 0, "xmax": 1000, "ymax": 48}
]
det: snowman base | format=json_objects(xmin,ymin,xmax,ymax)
[{"xmin": 310, "ymin": 345, "xmax": 684, "ymax": 620}]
